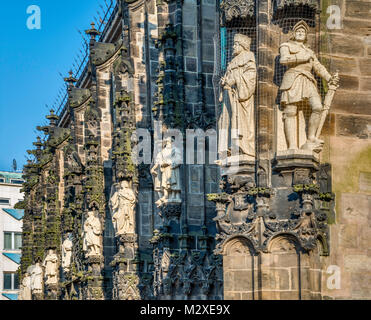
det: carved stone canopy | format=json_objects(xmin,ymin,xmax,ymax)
[
  {"xmin": 220, "ymin": 0, "xmax": 255, "ymax": 22},
  {"xmin": 276, "ymin": 0, "xmax": 319, "ymax": 10}
]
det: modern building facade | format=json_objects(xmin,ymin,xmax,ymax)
[
  {"xmin": 19, "ymin": 0, "xmax": 370, "ymax": 300},
  {"xmin": 0, "ymin": 171, "xmax": 24, "ymax": 300}
]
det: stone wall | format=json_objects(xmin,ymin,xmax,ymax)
[{"xmin": 318, "ymin": 0, "xmax": 371, "ymax": 300}]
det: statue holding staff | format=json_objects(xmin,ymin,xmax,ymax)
[{"xmin": 279, "ymin": 20, "xmax": 339, "ymax": 151}]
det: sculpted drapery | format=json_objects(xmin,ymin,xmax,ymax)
[
  {"xmin": 43, "ymin": 249, "xmax": 58, "ymax": 285},
  {"xmin": 151, "ymin": 137, "xmax": 182, "ymax": 207},
  {"xmin": 82, "ymin": 210, "xmax": 102, "ymax": 257},
  {"xmin": 62, "ymin": 237, "xmax": 73, "ymax": 272},
  {"xmin": 279, "ymin": 20, "xmax": 339, "ymax": 151},
  {"xmin": 109, "ymin": 180, "xmax": 136, "ymax": 235},
  {"xmin": 30, "ymin": 262, "xmax": 43, "ymax": 293},
  {"xmin": 218, "ymin": 33, "xmax": 256, "ymax": 161}
]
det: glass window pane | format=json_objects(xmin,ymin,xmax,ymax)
[
  {"xmin": 14, "ymin": 273, "xmax": 19, "ymax": 290},
  {"xmin": 10, "ymin": 180, "xmax": 23, "ymax": 185},
  {"xmin": 4, "ymin": 232, "xmax": 12, "ymax": 250},
  {"xmin": 14, "ymin": 233, "xmax": 22, "ymax": 250},
  {"xmin": 3, "ymin": 273, "xmax": 12, "ymax": 290},
  {"xmin": 0, "ymin": 198, "xmax": 10, "ymax": 205}
]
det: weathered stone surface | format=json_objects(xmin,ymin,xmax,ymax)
[
  {"xmin": 359, "ymin": 58, "xmax": 371, "ymax": 76},
  {"xmin": 359, "ymin": 172, "xmax": 371, "ymax": 192},
  {"xmin": 339, "ymin": 74, "xmax": 359, "ymax": 91},
  {"xmin": 360, "ymin": 77, "xmax": 371, "ymax": 91},
  {"xmin": 343, "ymin": 18, "xmax": 371, "ymax": 37},
  {"xmin": 339, "ymin": 224, "xmax": 358, "ymax": 248},
  {"xmin": 344, "ymin": 255, "xmax": 371, "ymax": 272},
  {"xmin": 329, "ymin": 34, "xmax": 364, "ymax": 57},
  {"xmin": 336, "ymin": 115, "xmax": 370, "ymax": 139},
  {"xmin": 321, "ymin": 56, "xmax": 358, "ymax": 75},
  {"xmin": 351, "ymin": 272, "xmax": 371, "ymax": 298},
  {"xmin": 341, "ymin": 193, "xmax": 369, "ymax": 224},
  {"xmin": 332, "ymin": 91, "xmax": 371, "ymax": 115},
  {"xmin": 345, "ymin": 1, "xmax": 371, "ymax": 20}
]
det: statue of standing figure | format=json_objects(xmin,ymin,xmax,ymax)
[
  {"xmin": 218, "ymin": 33, "xmax": 256, "ymax": 162},
  {"xmin": 43, "ymin": 249, "xmax": 58, "ymax": 285},
  {"xmin": 30, "ymin": 262, "xmax": 43, "ymax": 294},
  {"xmin": 109, "ymin": 180, "xmax": 137, "ymax": 235},
  {"xmin": 82, "ymin": 209, "xmax": 103, "ymax": 257},
  {"xmin": 19, "ymin": 269, "xmax": 32, "ymax": 300},
  {"xmin": 62, "ymin": 236, "xmax": 73, "ymax": 272},
  {"xmin": 151, "ymin": 136, "xmax": 182, "ymax": 207},
  {"xmin": 279, "ymin": 20, "xmax": 339, "ymax": 151}
]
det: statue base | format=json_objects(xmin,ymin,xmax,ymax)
[
  {"xmin": 217, "ymin": 157, "xmax": 255, "ymax": 178},
  {"xmin": 273, "ymin": 150, "xmax": 319, "ymax": 187},
  {"xmin": 159, "ymin": 202, "xmax": 182, "ymax": 221}
]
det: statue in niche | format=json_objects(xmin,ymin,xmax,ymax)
[
  {"xmin": 151, "ymin": 136, "xmax": 182, "ymax": 207},
  {"xmin": 62, "ymin": 236, "xmax": 73, "ymax": 272},
  {"xmin": 218, "ymin": 33, "xmax": 256, "ymax": 163},
  {"xmin": 30, "ymin": 262, "xmax": 43, "ymax": 294},
  {"xmin": 19, "ymin": 270, "xmax": 32, "ymax": 300},
  {"xmin": 82, "ymin": 209, "xmax": 102, "ymax": 257},
  {"xmin": 279, "ymin": 20, "xmax": 339, "ymax": 151},
  {"xmin": 109, "ymin": 180, "xmax": 137, "ymax": 235},
  {"xmin": 43, "ymin": 249, "xmax": 58, "ymax": 285}
]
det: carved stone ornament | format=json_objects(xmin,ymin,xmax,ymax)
[
  {"xmin": 62, "ymin": 237, "xmax": 73, "ymax": 272},
  {"xmin": 109, "ymin": 180, "xmax": 137, "ymax": 235},
  {"xmin": 19, "ymin": 270, "xmax": 32, "ymax": 300},
  {"xmin": 220, "ymin": 0, "xmax": 255, "ymax": 22},
  {"xmin": 218, "ymin": 34, "xmax": 256, "ymax": 164},
  {"xmin": 211, "ymin": 184, "xmax": 328, "ymax": 255},
  {"xmin": 279, "ymin": 20, "xmax": 339, "ymax": 153},
  {"xmin": 43, "ymin": 249, "xmax": 59, "ymax": 285},
  {"xmin": 150, "ymin": 137, "xmax": 182, "ymax": 207},
  {"xmin": 30, "ymin": 262, "xmax": 43, "ymax": 294},
  {"xmin": 276, "ymin": 0, "xmax": 319, "ymax": 10},
  {"xmin": 82, "ymin": 210, "xmax": 103, "ymax": 257}
]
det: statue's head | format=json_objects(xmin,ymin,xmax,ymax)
[
  {"xmin": 291, "ymin": 20, "xmax": 309, "ymax": 43},
  {"xmin": 233, "ymin": 34, "xmax": 251, "ymax": 55},
  {"xmin": 163, "ymin": 136, "xmax": 174, "ymax": 148},
  {"xmin": 120, "ymin": 179, "xmax": 130, "ymax": 189}
]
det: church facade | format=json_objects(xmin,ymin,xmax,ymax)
[{"xmin": 19, "ymin": 0, "xmax": 371, "ymax": 300}]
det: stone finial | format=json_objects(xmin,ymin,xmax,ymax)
[
  {"xmin": 64, "ymin": 70, "xmax": 77, "ymax": 88},
  {"xmin": 85, "ymin": 22, "xmax": 101, "ymax": 44},
  {"xmin": 33, "ymin": 136, "xmax": 43, "ymax": 149},
  {"xmin": 46, "ymin": 109, "xmax": 59, "ymax": 127}
]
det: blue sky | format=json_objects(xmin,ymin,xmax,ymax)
[{"xmin": 0, "ymin": 0, "xmax": 106, "ymax": 171}]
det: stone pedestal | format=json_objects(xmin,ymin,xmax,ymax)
[
  {"xmin": 273, "ymin": 151, "xmax": 319, "ymax": 188},
  {"xmin": 83, "ymin": 255, "xmax": 104, "ymax": 300},
  {"xmin": 112, "ymin": 233, "xmax": 141, "ymax": 300}
]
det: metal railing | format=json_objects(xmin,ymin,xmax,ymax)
[{"xmin": 55, "ymin": 0, "xmax": 117, "ymax": 122}]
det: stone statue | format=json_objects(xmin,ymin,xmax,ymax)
[
  {"xmin": 218, "ymin": 33, "xmax": 256, "ymax": 162},
  {"xmin": 82, "ymin": 210, "xmax": 102, "ymax": 257},
  {"xmin": 62, "ymin": 236, "xmax": 73, "ymax": 272},
  {"xmin": 30, "ymin": 262, "xmax": 43, "ymax": 294},
  {"xmin": 19, "ymin": 271, "xmax": 32, "ymax": 300},
  {"xmin": 109, "ymin": 180, "xmax": 137, "ymax": 235},
  {"xmin": 43, "ymin": 249, "xmax": 58, "ymax": 285},
  {"xmin": 279, "ymin": 20, "xmax": 339, "ymax": 151},
  {"xmin": 151, "ymin": 137, "xmax": 182, "ymax": 207}
]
